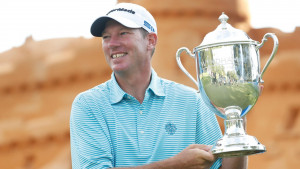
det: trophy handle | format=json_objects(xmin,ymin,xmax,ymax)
[
  {"xmin": 256, "ymin": 33, "xmax": 279, "ymax": 80},
  {"xmin": 176, "ymin": 47, "xmax": 198, "ymax": 87}
]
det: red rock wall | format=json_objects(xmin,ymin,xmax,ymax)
[{"xmin": 0, "ymin": 0, "xmax": 299, "ymax": 168}]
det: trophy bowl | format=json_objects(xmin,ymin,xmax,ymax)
[{"xmin": 176, "ymin": 13, "xmax": 278, "ymax": 157}]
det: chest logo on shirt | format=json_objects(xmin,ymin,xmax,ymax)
[{"xmin": 165, "ymin": 122, "xmax": 177, "ymax": 135}]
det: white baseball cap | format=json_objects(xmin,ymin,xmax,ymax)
[{"xmin": 91, "ymin": 3, "xmax": 157, "ymax": 37}]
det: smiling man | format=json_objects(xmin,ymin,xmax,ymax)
[{"xmin": 70, "ymin": 3, "xmax": 247, "ymax": 169}]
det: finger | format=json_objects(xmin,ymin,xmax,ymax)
[
  {"xmin": 188, "ymin": 144, "xmax": 212, "ymax": 152},
  {"xmin": 259, "ymin": 85, "xmax": 264, "ymax": 96},
  {"xmin": 196, "ymin": 149, "xmax": 215, "ymax": 162}
]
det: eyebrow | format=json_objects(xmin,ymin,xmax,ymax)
[{"xmin": 102, "ymin": 27, "xmax": 133, "ymax": 36}]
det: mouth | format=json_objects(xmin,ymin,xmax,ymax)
[{"xmin": 111, "ymin": 53, "xmax": 127, "ymax": 59}]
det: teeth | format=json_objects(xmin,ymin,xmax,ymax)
[{"xmin": 112, "ymin": 53, "xmax": 125, "ymax": 58}]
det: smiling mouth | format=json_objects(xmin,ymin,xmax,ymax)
[{"xmin": 112, "ymin": 53, "xmax": 126, "ymax": 59}]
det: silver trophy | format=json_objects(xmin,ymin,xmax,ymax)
[{"xmin": 176, "ymin": 13, "xmax": 278, "ymax": 157}]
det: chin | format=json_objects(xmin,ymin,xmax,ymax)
[{"xmin": 111, "ymin": 66, "xmax": 129, "ymax": 73}]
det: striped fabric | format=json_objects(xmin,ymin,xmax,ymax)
[{"xmin": 70, "ymin": 69, "xmax": 222, "ymax": 169}]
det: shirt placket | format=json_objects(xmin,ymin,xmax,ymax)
[{"xmin": 136, "ymin": 90, "xmax": 150, "ymax": 153}]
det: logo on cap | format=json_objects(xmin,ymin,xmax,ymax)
[
  {"xmin": 144, "ymin": 20, "xmax": 155, "ymax": 33},
  {"xmin": 106, "ymin": 8, "xmax": 135, "ymax": 15}
]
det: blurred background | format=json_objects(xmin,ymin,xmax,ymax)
[{"xmin": 0, "ymin": 0, "xmax": 299, "ymax": 168}]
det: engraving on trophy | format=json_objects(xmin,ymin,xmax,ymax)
[{"xmin": 198, "ymin": 44, "xmax": 260, "ymax": 114}]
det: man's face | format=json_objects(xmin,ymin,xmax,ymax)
[{"xmin": 102, "ymin": 20, "xmax": 153, "ymax": 74}]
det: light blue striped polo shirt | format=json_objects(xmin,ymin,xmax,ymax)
[{"xmin": 70, "ymin": 69, "xmax": 222, "ymax": 169}]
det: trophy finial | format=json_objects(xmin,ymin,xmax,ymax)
[{"xmin": 218, "ymin": 12, "xmax": 229, "ymax": 24}]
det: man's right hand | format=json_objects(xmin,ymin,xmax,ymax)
[
  {"xmin": 166, "ymin": 144, "xmax": 216, "ymax": 169},
  {"xmin": 115, "ymin": 144, "xmax": 216, "ymax": 169}
]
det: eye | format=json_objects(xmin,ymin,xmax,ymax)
[
  {"xmin": 120, "ymin": 31, "xmax": 129, "ymax": 36},
  {"xmin": 102, "ymin": 35, "xmax": 110, "ymax": 40},
  {"xmin": 102, "ymin": 32, "xmax": 110, "ymax": 39}
]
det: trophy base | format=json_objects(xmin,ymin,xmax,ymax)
[{"xmin": 212, "ymin": 134, "xmax": 266, "ymax": 158}]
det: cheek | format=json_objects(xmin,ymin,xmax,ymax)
[
  {"xmin": 102, "ymin": 44, "xmax": 111, "ymax": 62},
  {"xmin": 102, "ymin": 42, "xmax": 107, "ymax": 51},
  {"xmin": 134, "ymin": 39, "xmax": 147, "ymax": 51},
  {"xmin": 102, "ymin": 43, "xmax": 109, "ymax": 54}
]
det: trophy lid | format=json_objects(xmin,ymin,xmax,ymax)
[{"xmin": 198, "ymin": 12, "xmax": 255, "ymax": 48}]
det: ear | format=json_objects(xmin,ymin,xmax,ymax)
[{"xmin": 147, "ymin": 33, "xmax": 157, "ymax": 50}]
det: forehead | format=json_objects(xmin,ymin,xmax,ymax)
[{"xmin": 103, "ymin": 19, "xmax": 130, "ymax": 33}]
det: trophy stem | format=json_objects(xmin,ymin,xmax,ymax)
[
  {"xmin": 224, "ymin": 106, "xmax": 246, "ymax": 137},
  {"xmin": 212, "ymin": 106, "xmax": 266, "ymax": 157}
]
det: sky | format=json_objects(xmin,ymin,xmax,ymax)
[{"xmin": 0, "ymin": 0, "xmax": 299, "ymax": 53}]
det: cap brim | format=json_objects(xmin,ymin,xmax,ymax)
[
  {"xmin": 90, "ymin": 16, "xmax": 111, "ymax": 37},
  {"xmin": 91, "ymin": 16, "xmax": 142, "ymax": 37}
]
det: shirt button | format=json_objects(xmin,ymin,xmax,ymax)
[
  {"xmin": 140, "ymin": 131, "xmax": 144, "ymax": 134},
  {"xmin": 139, "ymin": 111, "xmax": 143, "ymax": 115}
]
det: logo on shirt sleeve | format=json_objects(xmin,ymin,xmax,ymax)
[{"xmin": 165, "ymin": 122, "xmax": 177, "ymax": 135}]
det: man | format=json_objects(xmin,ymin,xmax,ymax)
[{"xmin": 70, "ymin": 3, "xmax": 247, "ymax": 169}]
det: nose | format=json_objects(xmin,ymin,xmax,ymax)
[{"xmin": 107, "ymin": 35, "xmax": 121, "ymax": 49}]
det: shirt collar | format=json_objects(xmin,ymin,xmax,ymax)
[
  {"xmin": 109, "ymin": 73, "xmax": 126, "ymax": 104},
  {"xmin": 148, "ymin": 69, "xmax": 165, "ymax": 97},
  {"xmin": 109, "ymin": 68, "xmax": 165, "ymax": 104}
]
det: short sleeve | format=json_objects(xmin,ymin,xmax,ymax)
[{"xmin": 70, "ymin": 94, "xmax": 114, "ymax": 169}]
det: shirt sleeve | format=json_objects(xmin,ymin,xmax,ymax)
[
  {"xmin": 70, "ymin": 94, "xmax": 114, "ymax": 169},
  {"xmin": 195, "ymin": 94, "xmax": 223, "ymax": 169}
]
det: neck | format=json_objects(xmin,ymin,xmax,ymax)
[{"xmin": 114, "ymin": 67, "xmax": 152, "ymax": 103}]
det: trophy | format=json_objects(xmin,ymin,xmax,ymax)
[{"xmin": 176, "ymin": 13, "xmax": 278, "ymax": 157}]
